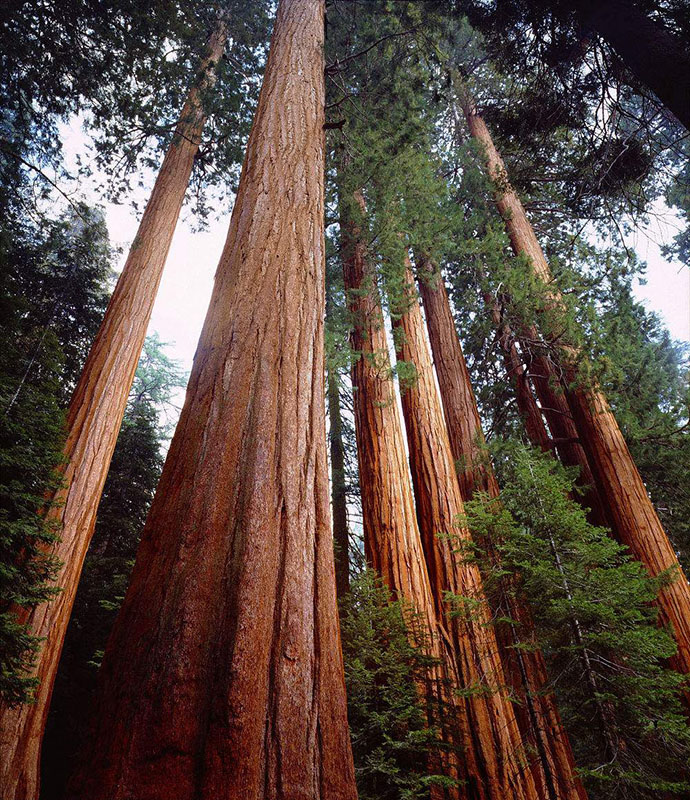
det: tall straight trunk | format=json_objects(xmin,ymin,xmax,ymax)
[
  {"xmin": 392, "ymin": 259, "xmax": 540, "ymax": 800},
  {"xmin": 0, "ymin": 18, "xmax": 228, "ymax": 800},
  {"xmin": 66, "ymin": 3, "xmax": 357, "ymax": 798},
  {"xmin": 462, "ymin": 97, "xmax": 690, "ymax": 681},
  {"xmin": 327, "ymin": 364, "xmax": 350, "ymax": 597},
  {"xmin": 342, "ymin": 191, "xmax": 468, "ymax": 798},
  {"xmin": 572, "ymin": 0, "xmax": 690, "ymax": 131},
  {"xmin": 417, "ymin": 260, "xmax": 587, "ymax": 800}
]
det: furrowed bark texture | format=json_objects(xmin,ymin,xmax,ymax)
[
  {"xmin": 573, "ymin": 0, "xmax": 690, "ymax": 131},
  {"xmin": 418, "ymin": 262, "xmax": 587, "ymax": 800},
  {"xmin": 393, "ymin": 261, "xmax": 540, "ymax": 800},
  {"xmin": 66, "ymin": 3, "xmax": 358, "ymax": 798},
  {"xmin": 327, "ymin": 365, "xmax": 350, "ymax": 597},
  {"xmin": 463, "ymin": 101, "xmax": 690, "ymax": 680},
  {"xmin": 342, "ymin": 195, "xmax": 466, "ymax": 798},
  {"xmin": 0, "ymin": 19, "xmax": 228, "ymax": 800}
]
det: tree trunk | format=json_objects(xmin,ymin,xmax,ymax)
[
  {"xmin": 66, "ymin": 3, "xmax": 358, "ymax": 798},
  {"xmin": 0, "ymin": 18, "xmax": 228, "ymax": 800},
  {"xmin": 393, "ymin": 259, "xmax": 541, "ymax": 800},
  {"xmin": 342, "ymin": 191, "xmax": 468, "ymax": 798},
  {"xmin": 417, "ymin": 260, "xmax": 587, "ymax": 800},
  {"xmin": 573, "ymin": 0, "xmax": 690, "ymax": 131},
  {"xmin": 327, "ymin": 364, "xmax": 350, "ymax": 597},
  {"xmin": 462, "ymin": 97, "xmax": 690, "ymax": 681}
]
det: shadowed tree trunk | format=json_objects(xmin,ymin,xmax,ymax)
[
  {"xmin": 0, "ymin": 17, "xmax": 229, "ymax": 799},
  {"xmin": 327, "ymin": 364, "xmax": 350, "ymax": 597},
  {"xmin": 65, "ymin": 3, "xmax": 358, "ymax": 798},
  {"xmin": 392, "ymin": 258, "xmax": 541, "ymax": 800},
  {"xmin": 462, "ymin": 96, "xmax": 690, "ymax": 682},
  {"xmin": 342, "ymin": 190, "xmax": 469, "ymax": 798},
  {"xmin": 417, "ymin": 259, "xmax": 587, "ymax": 800}
]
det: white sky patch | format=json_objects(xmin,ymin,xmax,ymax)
[{"xmin": 58, "ymin": 119, "xmax": 689, "ymax": 396}]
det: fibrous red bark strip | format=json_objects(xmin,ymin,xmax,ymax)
[
  {"xmin": 65, "ymin": 3, "xmax": 358, "ymax": 798},
  {"xmin": 393, "ymin": 258, "xmax": 541, "ymax": 800},
  {"xmin": 462, "ymin": 97, "xmax": 690, "ymax": 683},
  {"xmin": 418, "ymin": 259, "xmax": 587, "ymax": 800},
  {"xmin": 0, "ymin": 18, "xmax": 228, "ymax": 800}
]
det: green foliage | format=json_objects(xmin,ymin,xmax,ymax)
[
  {"xmin": 463, "ymin": 441, "xmax": 690, "ymax": 799},
  {"xmin": 340, "ymin": 570, "xmax": 458, "ymax": 800},
  {"xmin": 0, "ymin": 203, "xmax": 112, "ymax": 704},
  {"xmin": 41, "ymin": 336, "xmax": 185, "ymax": 799}
]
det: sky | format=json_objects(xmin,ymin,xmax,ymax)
[{"xmin": 61, "ymin": 119, "xmax": 690, "ymax": 393}]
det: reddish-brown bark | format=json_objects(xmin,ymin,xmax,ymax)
[
  {"xmin": 418, "ymin": 261, "xmax": 587, "ymax": 800},
  {"xmin": 65, "ymin": 3, "xmax": 357, "ymax": 798},
  {"xmin": 393, "ymin": 260, "xmax": 541, "ymax": 800},
  {"xmin": 342, "ymin": 194, "xmax": 467, "ymax": 797},
  {"xmin": 462, "ymin": 99, "xmax": 690, "ymax": 681},
  {"xmin": 0, "ymin": 19, "xmax": 228, "ymax": 800}
]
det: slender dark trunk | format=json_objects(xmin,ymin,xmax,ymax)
[
  {"xmin": 327, "ymin": 363, "xmax": 350, "ymax": 598},
  {"xmin": 66, "ymin": 3, "xmax": 358, "ymax": 798}
]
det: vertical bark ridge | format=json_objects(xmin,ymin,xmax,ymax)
[
  {"xmin": 417, "ymin": 259, "xmax": 587, "ymax": 800},
  {"xmin": 461, "ymin": 97, "xmax": 690, "ymax": 682},
  {"xmin": 0, "ymin": 18, "xmax": 229, "ymax": 800},
  {"xmin": 342, "ymin": 193, "xmax": 471, "ymax": 799},
  {"xmin": 66, "ymin": 3, "xmax": 357, "ymax": 798},
  {"xmin": 393, "ymin": 258, "xmax": 541, "ymax": 800}
]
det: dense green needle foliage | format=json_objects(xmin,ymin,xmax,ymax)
[
  {"xmin": 340, "ymin": 571, "xmax": 459, "ymax": 800},
  {"xmin": 0, "ymin": 205, "xmax": 111, "ymax": 704},
  {"xmin": 462, "ymin": 442, "xmax": 690, "ymax": 799}
]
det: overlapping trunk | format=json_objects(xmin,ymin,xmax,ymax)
[
  {"xmin": 418, "ymin": 260, "xmax": 587, "ymax": 800},
  {"xmin": 66, "ymin": 3, "xmax": 358, "ymax": 798},
  {"xmin": 393, "ymin": 260, "xmax": 540, "ymax": 800},
  {"xmin": 0, "ymin": 19, "xmax": 228, "ymax": 799},
  {"xmin": 462, "ymin": 98, "xmax": 690, "ymax": 680},
  {"xmin": 342, "ymin": 193, "xmax": 467, "ymax": 797}
]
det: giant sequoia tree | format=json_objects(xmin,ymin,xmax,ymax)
[
  {"xmin": 0, "ymin": 19, "xmax": 229, "ymax": 798},
  {"xmin": 458, "ymin": 93, "xmax": 690, "ymax": 684},
  {"xmin": 65, "ymin": 2, "xmax": 357, "ymax": 797}
]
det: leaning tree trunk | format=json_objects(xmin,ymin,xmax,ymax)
[
  {"xmin": 392, "ymin": 259, "xmax": 540, "ymax": 800},
  {"xmin": 417, "ymin": 260, "xmax": 587, "ymax": 800},
  {"xmin": 66, "ymin": 3, "xmax": 358, "ymax": 799},
  {"xmin": 572, "ymin": 0, "xmax": 690, "ymax": 131},
  {"xmin": 342, "ymin": 191, "xmax": 469, "ymax": 798},
  {"xmin": 327, "ymin": 362, "xmax": 350, "ymax": 597},
  {"xmin": 0, "ymin": 18, "xmax": 228, "ymax": 800},
  {"xmin": 462, "ymin": 97, "xmax": 690, "ymax": 681}
]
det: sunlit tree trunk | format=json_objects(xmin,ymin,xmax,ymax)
[
  {"xmin": 66, "ymin": 3, "xmax": 358, "ymax": 798},
  {"xmin": 418, "ymin": 259, "xmax": 587, "ymax": 800},
  {"xmin": 393, "ymin": 258, "xmax": 540, "ymax": 800},
  {"xmin": 462, "ymin": 96, "xmax": 690, "ymax": 681},
  {"xmin": 0, "ymin": 18, "xmax": 229, "ymax": 800}
]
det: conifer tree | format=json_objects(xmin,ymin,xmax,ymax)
[
  {"xmin": 340, "ymin": 186, "xmax": 464, "ymax": 796},
  {"xmin": 66, "ymin": 3, "xmax": 357, "ymax": 797},
  {"xmin": 391, "ymin": 256, "xmax": 540, "ymax": 800},
  {"xmin": 416, "ymin": 257, "xmax": 586, "ymax": 800},
  {"xmin": 0, "ymin": 19, "xmax": 230, "ymax": 797},
  {"xmin": 457, "ymin": 90, "xmax": 690, "ymax": 685}
]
